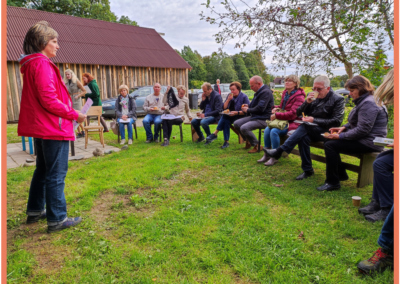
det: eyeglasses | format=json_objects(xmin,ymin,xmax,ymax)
[
  {"xmin": 285, "ymin": 80, "xmax": 294, "ymax": 83},
  {"xmin": 312, "ymin": 87, "xmax": 326, "ymax": 92}
]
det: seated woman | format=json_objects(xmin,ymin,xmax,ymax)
[
  {"xmin": 319, "ymin": 75, "xmax": 388, "ymax": 192},
  {"xmin": 115, "ymin": 85, "xmax": 137, "ymax": 145},
  {"xmin": 258, "ymin": 75, "xmax": 305, "ymax": 165},
  {"xmin": 161, "ymin": 85, "xmax": 192, "ymax": 146},
  {"xmin": 205, "ymin": 81, "xmax": 250, "ymax": 149}
]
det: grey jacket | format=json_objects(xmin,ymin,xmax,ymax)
[
  {"xmin": 340, "ymin": 93, "xmax": 388, "ymax": 151},
  {"xmin": 115, "ymin": 95, "xmax": 137, "ymax": 120}
]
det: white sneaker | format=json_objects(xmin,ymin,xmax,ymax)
[
  {"xmin": 120, "ymin": 139, "xmax": 126, "ymax": 145},
  {"xmin": 128, "ymin": 139, "xmax": 133, "ymax": 145}
]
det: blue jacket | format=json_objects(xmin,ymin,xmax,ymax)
[
  {"xmin": 200, "ymin": 90, "xmax": 223, "ymax": 120},
  {"xmin": 247, "ymin": 85, "xmax": 274, "ymax": 121},
  {"xmin": 225, "ymin": 92, "xmax": 250, "ymax": 112}
]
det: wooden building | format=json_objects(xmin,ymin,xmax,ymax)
[{"xmin": 6, "ymin": 6, "xmax": 191, "ymax": 122}]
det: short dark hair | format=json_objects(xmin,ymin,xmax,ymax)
[
  {"xmin": 82, "ymin": 73, "xmax": 94, "ymax": 85},
  {"xmin": 229, "ymin": 81, "xmax": 242, "ymax": 92},
  {"xmin": 345, "ymin": 75, "xmax": 374, "ymax": 96},
  {"xmin": 23, "ymin": 21, "xmax": 58, "ymax": 55}
]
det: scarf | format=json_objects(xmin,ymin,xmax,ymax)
[
  {"xmin": 120, "ymin": 96, "xmax": 129, "ymax": 109},
  {"xmin": 282, "ymin": 89, "xmax": 297, "ymax": 110}
]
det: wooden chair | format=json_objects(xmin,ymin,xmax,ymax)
[{"xmin": 83, "ymin": 106, "xmax": 104, "ymax": 149}]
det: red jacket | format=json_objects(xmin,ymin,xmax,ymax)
[
  {"xmin": 17, "ymin": 53, "xmax": 79, "ymax": 140},
  {"xmin": 274, "ymin": 88, "xmax": 306, "ymax": 131}
]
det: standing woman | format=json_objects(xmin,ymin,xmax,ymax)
[
  {"xmin": 18, "ymin": 21, "xmax": 86, "ymax": 232},
  {"xmin": 80, "ymin": 73, "xmax": 109, "ymax": 132},
  {"xmin": 64, "ymin": 69, "xmax": 86, "ymax": 137}
]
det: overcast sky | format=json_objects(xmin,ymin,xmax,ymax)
[{"xmin": 110, "ymin": 0, "xmax": 393, "ymax": 77}]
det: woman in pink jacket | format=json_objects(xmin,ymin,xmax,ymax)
[
  {"xmin": 258, "ymin": 75, "xmax": 305, "ymax": 166},
  {"xmin": 18, "ymin": 21, "xmax": 86, "ymax": 233}
]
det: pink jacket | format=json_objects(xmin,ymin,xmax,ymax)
[
  {"xmin": 17, "ymin": 53, "xmax": 79, "ymax": 141},
  {"xmin": 274, "ymin": 88, "xmax": 306, "ymax": 131}
]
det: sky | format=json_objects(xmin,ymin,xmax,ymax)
[{"xmin": 109, "ymin": 0, "xmax": 394, "ymax": 77}]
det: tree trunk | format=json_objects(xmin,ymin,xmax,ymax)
[{"xmin": 344, "ymin": 62, "xmax": 353, "ymax": 79}]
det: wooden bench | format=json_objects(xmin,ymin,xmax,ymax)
[
  {"xmin": 184, "ymin": 121, "xmax": 244, "ymax": 144},
  {"xmin": 280, "ymin": 135, "xmax": 380, "ymax": 188}
]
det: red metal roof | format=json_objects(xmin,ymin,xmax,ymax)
[{"xmin": 7, "ymin": 6, "xmax": 191, "ymax": 69}]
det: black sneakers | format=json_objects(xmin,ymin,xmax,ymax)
[
  {"xmin": 295, "ymin": 170, "xmax": 314, "ymax": 180},
  {"xmin": 196, "ymin": 136, "xmax": 205, "ymax": 143},
  {"xmin": 365, "ymin": 207, "xmax": 391, "ymax": 222},
  {"xmin": 358, "ymin": 199, "xmax": 380, "ymax": 215},
  {"xmin": 265, "ymin": 148, "xmax": 283, "ymax": 159},
  {"xmin": 316, "ymin": 183, "xmax": 341, "ymax": 191},
  {"xmin": 357, "ymin": 248, "xmax": 393, "ymax": 275},
  {"xmin": 206, "ymin": 133, "xmax": 218, "ymax": 143},
  {"xmin": 220, "ymin": 142, "xmax": 229, "ymax": 149},
  {"xmin": 26, "ymin": 210, "xmax": 46, "ymax": 224}
]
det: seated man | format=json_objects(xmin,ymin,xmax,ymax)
[
  {"xmin": 191, "ymin": 82, "xmax": 223, "ymax": 142},
  {"xmin": 265, "ymin": 75, "xmax": 345, "ymax": 180},
  {"xmin": 205, "ymin": 81, "xmax": 250, "ymax": 149},
  {"xmin": 233, "ymin": 76, "xmax": 274, "ymax": 153},
  {"xmin": 143, "ymin": 83, "xmax": 164, "ymax": 143}
]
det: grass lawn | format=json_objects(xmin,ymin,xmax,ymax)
[{"xmin": 7, "ymin": 125, "xmax": 393, "ymax": 283}]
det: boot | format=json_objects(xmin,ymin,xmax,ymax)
[
  {"xmin": 248, "ymin": 144, "xmax": 260, "ymax": 153},
  {"xmin": 257, "ymin": 152, "xmax": 270, "ymax": 163},
  {"xmin": 264, "ymin": 158, "xmax": 278, "ymax": 166},
  {"xmin": 358, "ymin": 199, "xmax": 380, "ymax": 215},
  {"xmin": 243, "ymin": 141, "xmax": 251, "ymax": 149},
  {"xmin": 357, "ymin": 248, "xmax": 393, "ymax": 275}
]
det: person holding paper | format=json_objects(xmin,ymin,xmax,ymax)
[
  {"xmin": 205, "ymin": 81, "xmax": 249, "ymax": 149},
  {"xmin": 64, "ymin": 69, "xmax": 86, "ymax": 138},
  {"xmin": 143, "ymin": 83, "xmax": 164, "ymax": 143},
  {"xmin": 17, "ymin": 21, "xmax": 86, "ymax": 233},
  {"xmin": 264, "ymin": 75, "xmax": 345, "ymax": 181},
  {"xmin": 81, "ymin": 73, "xmax": 109, "ymax": 132},
  {"xmin": 160, "ymin": 85, "xmax": 192, "ymax": 146},
  {"xmin": 115, "ymin": 84, "xmax": 137, "ymax": 145},
  {"xmin": 319, "ymin": 75, "xmax": 388, "ymax": 192},
  {"xmin": 191, "ymin": 82, "xmax": 223, "ymax": 143}
]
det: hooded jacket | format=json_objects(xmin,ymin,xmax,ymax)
[
  {"xmin": 17, "ymin": 53, "xmax": 79, "ymax": 140},
  {"xmin": 274, "ymin": 88, "xmax": 306, "ymax": 131},
  {"xmin": 296, "ymin": 89, "xmax": 345, "ymax": 129}
]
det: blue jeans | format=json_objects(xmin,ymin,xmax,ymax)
[
  {"xmin": 216, "ymin": 115, "xmax": 240, "ymax": 141},
  {"xmin": 143, "ymin": 114, "xmax": 162, "ymax": 140},
  {"xmin": 372, "ymin": 151, "xmax": 394, "ymax": 208},
  {"xmin": 264, "ymin": 127, "xmax": 289, "ymax": 149},
  {"xmin": 27, "ymin": 139, "xmax": 69, "ymax": 224},
  {"xmin": 191, "ymin": 117, "xmax": 217, "ymax": 138},
  {"xmin": 378, "ymin": 205, "xmax": 393, "ymax": 253},
  {"xmin": 118, "ymin": 118, "xmax": 135, "ymax": 140},
  {"xmin": 280, "ymin": 124, "xmax": 327, "ymax": 172}
]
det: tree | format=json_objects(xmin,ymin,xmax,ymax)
[
  {"xmin": 8, "ymin": 0, "xmax": 138, "ymax": 26},
  {"xmin": 234, "ymin": 57, "xmax": 250, "ymax": 89},
  {"xmin": 218, "ymin": 56, "xmax": 238, "ymax": 83},
  {"xmin": 180, "ymin": 46, "xmax": 207, "ymax": 88},
  {"xmin": 201, "ymin": 0, "xmax": 394, "ymax": 79}
]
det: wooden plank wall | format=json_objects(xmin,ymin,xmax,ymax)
[{"xmin": 6, "ymin": 61, "xmax": 188, "ymax": 122}]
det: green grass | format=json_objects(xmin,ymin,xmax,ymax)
[
  {"xmin": 7, "ymin": 124, "xmax": 20, "ymax": 144},
  {"xmin": 7, "ymin": 125, "xmax": 393, "ymax": 283}
]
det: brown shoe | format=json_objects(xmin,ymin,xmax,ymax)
[
  {"xmin": 244, "ymin": 141, "xmax": 251, "ymax": 149},
  {"xmin": 248, "ymin": 145, "xmax": 260, "ymax": 153}
]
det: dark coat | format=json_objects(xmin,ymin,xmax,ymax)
[
  {"xmin": 274, "ymin": 88, "xmax": 306, "ymax": 131},
  {"xmin": 214, "ymin": 84, "xmax": 221, "ymax": 94},
  {"xmin": 247, "ymin": 84, "xmax": 274, "ymax": 121},
  {"xmin": 85, "ymin": 80, "xmax": 102, "ymax": 107},
  {"xmin": 115, "ymin": 95, "xmax": 137, "ymax": 120},
  {"xmin": 339, "ymin": 93, "xmax": 388, "ymax": 151},
  {"xmin": 200, "ymin": 90, "xmax": 223, "ymax": 120},
  {"xmin": 224, "ymin": 92, "xmax": 250, "ymax": 112},
  {"xmin": 296, "ymin": 89, "xmax": 345, "ymax": 129}
]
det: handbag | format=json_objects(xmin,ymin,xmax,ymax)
[
  {"xmin": 266, "ymin": 108, "xmax": 288, "ymax": 130},
  {"xmin": 110, "ymin": 119, "xmax": 119, "ymax": 135}
]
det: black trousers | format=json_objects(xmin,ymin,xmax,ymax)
[
  {"xmin": 324, "ymin": 140, "xmax": 377, "ymax": 185},
  {"xmin": 372, "ymin": 150, "xmax": 394, "ymax": 208},
  {"xmin": 162, "ymin": 118, "xmax": 183, "ymax": 140}
]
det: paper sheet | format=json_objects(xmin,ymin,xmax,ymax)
[{"xmin": 73, "ymin": 98, "xmax": 93, "ymax": 130}]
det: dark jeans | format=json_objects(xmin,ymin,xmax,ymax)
[
  {"xmin": 86, "ymin": 116, "xmax": 109, "ymax": 131},
  {"xmin": 191, "ymin": 117, "xmax": 217, "ymax": 138},
  {"xmin": 324, "ymin": 140, "xmax": 377, "ymax": 185},
  {"xmin": 378, "ymin": 205, "xmax": 394, "ymax": 253},
  {"xmin": 27, "ymin": 139, "xmax": 69, "ymax": 225},
  {"xmin": 162, "ymin": 118, "xmax": 183, "ymax": 140},
  {"xmin": 216, "ymin": 115, "xmax": 241, "ymax": 141},
  {"xmin": 280, "ymin": 124, "xmax": 327, "ymax": 172},
  {"xmin": 372, "ymin": 151, "xmax": 394, "ymax": 208}
]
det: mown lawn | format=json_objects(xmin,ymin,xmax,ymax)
[{"xmin": 7, "ymin": 125, "xmax": 393, "ymax": 283}]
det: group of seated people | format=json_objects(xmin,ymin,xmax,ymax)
[{"xmin": 112, "ymin": 70, "xmax": 393, "ymax": 275}]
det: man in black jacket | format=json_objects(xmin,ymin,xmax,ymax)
[
  {"xmin": 233, "ymin": 76, "xmax": 274, "ymax": 153},
  {"xmin": 191, "ymin": 82, "xmax": 223, "ymax": 142},
  {"xmin": 265, "ymin": 75, "xmax": 345, "ymax": 181}
]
